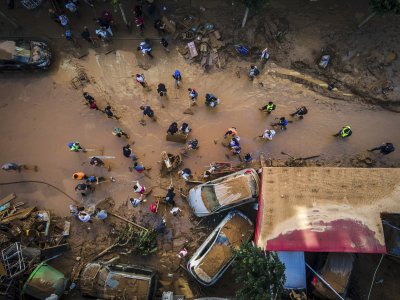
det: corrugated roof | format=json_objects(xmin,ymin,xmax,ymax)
[{"xmin": 255, "ymin": 167, "xmax": 400, "ymax": 253}]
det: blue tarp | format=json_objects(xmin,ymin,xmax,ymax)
[{"xmin": 277, "ymin": 251, "xmax": 306, "ymax": 289}]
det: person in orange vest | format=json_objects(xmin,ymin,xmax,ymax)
[
  {"xmin": 224, "ymin": 127, "xmax": 238, "ymax": 139},
  {"xmin": 72, "ymin": 172, "xmax": 87, "ymax": 180}
]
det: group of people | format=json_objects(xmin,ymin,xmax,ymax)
[
  {"xmin": 82, "ymin": 93, "xmax": 128, "ymax": 139},
  {"xmin": 83, "ymin": 92, "xmax": 119, "ymax": 119},
  {"xmin": 167, "ymin": 122, "xmax": 191, "ymax": 135},
  {"xmin": 68, "ymin": 147, "xmax": 115, "ymax": 197},
  {"xmin": 49, "ymin": 4, "xmax": 116, "ymax": 45},
  {"xmin": 135, "ymin": 68, "xmax": 222, "ymax": 127},
  {"xmin": 257, "ymin": 101, "xmax": 308, "ymax": 138},
  {"xmin": 224, "ymin": 127, "xmax": 242, "ymax": 155},
  {"xmin": 69, "ymin": 204, "xmax": 108, "ymax": 223}
]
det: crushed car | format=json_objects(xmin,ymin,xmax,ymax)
[
  {"xmin": 187, "ymin": 168, "xmax": 260, "ymax": 217},
  {"xmin": 310, "ymin": 253, "xmax": 355, "ymax": 300},
  {"xmin": 187, "ymin": 210, "xmax": 254, "ymax": 286},
  {"xmin": 79, "ymin": 262, "xmax": 157, "ymax": 300}
]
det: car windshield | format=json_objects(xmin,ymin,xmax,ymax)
[
  {"xmin": 201, "ymin": 185, "xmax": 219, "ymax": 212},
  {"xmin": 0, "ymin": 40, "xmax": 32, "ymax": 63},
  {"xmin": 13, "ymin": 40, "xmax": 31, "ymax": 63}
]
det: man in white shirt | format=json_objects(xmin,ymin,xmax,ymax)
[
  {"xmin": 260, "ymin": 129, "xmax": 276, "ymax": 141},
  {"xmin": 78, "ymin": 211, "xmax": 91, "ymax": 223}
]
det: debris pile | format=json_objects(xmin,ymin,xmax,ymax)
[
  {"xmin": 163, "ymin": 14, "xmax": 227, "ymax": 71},
  {"xmin": 0, "ymin": 193, "xmax": 70, "ymax": 299}
]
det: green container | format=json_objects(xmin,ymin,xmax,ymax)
[{"xmin": 22, "ymin": 262, "xmax": 68, "ymax": 299}]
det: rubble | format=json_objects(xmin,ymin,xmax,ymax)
[
  {"xmin": 162, "ymin": 13, "xmax": 227, "ymax": 71},
  {"xmin": 0, "ymin": 194, "xmax": 72, "ymax": 298}
]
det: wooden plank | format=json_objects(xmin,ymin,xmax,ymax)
[
  {"xmin": 0, "ymin": 193, "xmax": 16, "ymax": 207},
  {"xmin": 166, "ymin": 132, "xmax": 188, "ymax": 144},
  {"xmin": 0, "ymin": 262, "xmax": 6, "ymax": 276},
  {"xmin": 0, "ymin": 202, "xmax": 11, "ymax": 212},
  {"xmin": 162, "ymin": 16, "xmax": 176, "ymax": 34},
  {"xmin": 63, "ymin": 221, "xmax": 71, "ymax": 236},
  {"xmin": 108, "ymin": 212, "xmax": 148, "ymax": 231},
  {"xmin": 188, "ymin": 41, "xmax": 198, "ymax": 58},
  {"xmin": 0, "ymin": 207, "xmax": 35, "ymax": 224}
]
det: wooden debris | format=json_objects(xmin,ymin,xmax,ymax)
[
  {"xmin": 166, "ymin": 132, "xmax": 188, "ymax": 144},
  {"xmin": 0, "ymin": 193, "xmax": 16, "ymax": 207},
  {"xmin": 162, "ymin": 16, "xmax": 176, "ymax": 34},
  {"xmin": 187, "ymin": 41, "xmax": 198, "ymax": 58},
  {"xmin": 0, "ymin": 207, "xmax": 35, "ymax": 224},
  {"xmin": 108, "ymin": 212, "xmax": 148, "ymax": 232},
  {"xmin": 63, "ymin": 221, "xmax": 71, "ymax": 236}
]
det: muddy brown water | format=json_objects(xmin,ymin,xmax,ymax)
[
  {"xmin": 1, "ymin": 14, "xmax": 400, "ymax": 298},
  {"xmin": 0, "ymin": 41, "xmax": 399, "ymax": 216},
  {"xmin": 0, "ymin": 2, "xmax": 399, "ymax": 299}
]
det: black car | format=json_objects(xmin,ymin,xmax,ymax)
[{"xmin": 0, "ymin": 39, "xmax": 51, "ymax": 70}]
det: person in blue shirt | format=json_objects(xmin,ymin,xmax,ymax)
[
  {"xmin": 86, "ymin": 176, "xmax": 105, "ymax": 184},
  {"xmin": 277, "ymin": 117, "xmax": 288, "ymax": 130},
  {"xmin": 133, "ymin": 162, "xmax": 145, "ymax": 173},
  {"xmin": 188, "ymin": 88, "xmax": 198, "ymax": 105},
  {"xmin": 137, "ymin": 41, "xmax": 153, "ymax": 58},
  {"xmin": 172, "ymin": 70, "xmax": 182, "ymax": 88}
]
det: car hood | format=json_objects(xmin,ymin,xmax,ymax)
[{"xmin": 188, "ymin": 186, "xmax": 209, "ymax": 217}]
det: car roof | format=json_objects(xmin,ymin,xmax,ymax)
[
  {"xmin": 214, "ymin": 175, "xmax": 252, "ymax": 206},
  {"xmin": 0, "ymin": 40, "xmax": 16, "ymax": 60}
]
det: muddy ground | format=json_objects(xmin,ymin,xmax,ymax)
[{"xmin": 0, "ymin": 0, "xmax": 400, "ymax": 299}]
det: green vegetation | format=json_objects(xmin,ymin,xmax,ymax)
[
  {"xmin": 233, "ymin": 243, "xmax": 286, "ymax": 300},
  {"xmin": 235, "ymin": 0, "xmax": 269, "ymax": 9},
  {"xmin": 133, "ymin": 230, "xmax": 158, "ymax": 256},
  {"xmin": 370, "ymin": 0, "xmax": 400, "ymax": 15}
]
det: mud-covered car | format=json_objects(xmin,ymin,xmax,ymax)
[
  {"xmin": 311, "ymin": 253, "xmax": 355, "ymax": 299},
  {"xmin": 0, "ymin": 39, "xmax": 51, "ymax": 70},
  {"xmin": 187, "ymin": 210, "xmax": 254, "ymax": 286},
  {"xmin": 80, "ymin": 262, "xmax": 157, "ymax": 300},
  {"xmin": 187, "ymin": 168, "xmax": 260, "ymax": 217}
]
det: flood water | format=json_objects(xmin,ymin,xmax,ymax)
[{"xmin": 0, "ymin": 40, "xmax": 399, "ymax": 218}]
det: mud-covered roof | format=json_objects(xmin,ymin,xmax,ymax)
[{"xmin": 255, "ymin": 167, "xmax": 400, "ymax": 253}]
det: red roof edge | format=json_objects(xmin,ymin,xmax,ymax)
[{"xmin": 254, "ymin": 170, "xmax": 265, "ymax": 250}]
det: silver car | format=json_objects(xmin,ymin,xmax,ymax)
[
  {"xmin": 187, "ymin": 168, "xmax": 260, "ymax": 217},
  {"xmin": 187, "ymin": 210, "xmax": 254, "ymax": 286}
]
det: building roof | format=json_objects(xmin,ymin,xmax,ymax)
[{"xmin": 255, "ymin": 167, "xmax": 400, "ymax": 253}]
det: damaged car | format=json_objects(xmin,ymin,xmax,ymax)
[
  {"xmin": 187, "ymin": 168, "xmax": 260, "ymax": 217},
  {"xmin": 310, "ymin": 253, "xmax": 355, "ymax": 300},
  {"xmin": 0, "ymin": 39, "xmax": 51, "ymax": 70},
  {"xmin": 187, "ymin": 210, "xmax": 254, "ymax": 286},
  {"xmin": 79, "ymin": 262, "xmax": 157, "ymax": 300}
]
